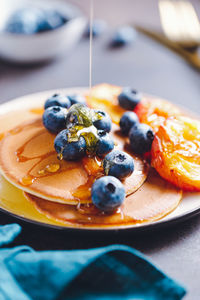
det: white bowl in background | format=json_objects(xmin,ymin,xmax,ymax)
[{"xmin": 0, "ymin": 0, "xmax": 87, "ymax": 63}]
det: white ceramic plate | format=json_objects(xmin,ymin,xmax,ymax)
[{"xmin": 0, "ymin": 88, "xmax": 200, "ymax": 231}]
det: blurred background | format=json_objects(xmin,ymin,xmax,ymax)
[{"xmin": 0, "ymin": 0, "xmax": 200, "ymax": 112}]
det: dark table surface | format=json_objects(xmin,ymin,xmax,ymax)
[{"xmin": 1, "ymin": 1, "xmax": 200, "ymax": 299}]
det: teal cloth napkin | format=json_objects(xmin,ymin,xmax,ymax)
[{"xmin": 0, "ymin": 223, "xmax": 186, "ymax": 300}]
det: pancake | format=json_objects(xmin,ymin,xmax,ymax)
[
  {"xmin": 25, "ymin": 170, "xmax": 182, "ymax": 228},
  {"xmin": 0, "ymin": 111, "xmax": 148, "ymax": 204}
]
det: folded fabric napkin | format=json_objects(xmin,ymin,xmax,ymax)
[{"xmin": 0, "ymin": 224, "xmax": 186, "ymax": 300}]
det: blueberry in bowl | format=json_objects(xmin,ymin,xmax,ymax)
[
  {"xmin": 36, "ymin": 9, "xmax": 68, "ymax": 33},
  {"xmin": 103, "ymin": 150, "xmax": 134, "ymax": 180},
  {"xmin": 5, "ymin": 7, "xmax": 43, "ymax": 35},
  {"xmin": 43, "ymin": 106, "xmax": 68, "ymax": 134},
  {"xmin": 54, "ymin": 129, "xmax": 86, "ymax": 161},
  {"xmin": 44, "ymin": 94, "xmax": 71, "ymax": 110},
  {"xmin": 0, "ymin": 0, "xmax": 87, "ymax": 63},
  {"xmin": 91, "ymin": 176, "xmax": 125, "ymax": 212},
  {"xmin": 5, "ymin": 7, "xmax": 68, "ymax": 35}
]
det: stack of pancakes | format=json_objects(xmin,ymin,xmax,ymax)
[{"xmin": 0, "ymin": 89, "xmax": 182, "ymax": 229}]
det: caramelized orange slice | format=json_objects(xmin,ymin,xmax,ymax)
[
  {"xmin": 85, "ymin": 83, "xmax": 125, "ymax": 124},
  {"xmin": 151, "ymin": 116, "xmax": 200, "ymax": 191},
  {"xmin": 134, "ymin": 96, "xmax": 181, "ymax": 132}
]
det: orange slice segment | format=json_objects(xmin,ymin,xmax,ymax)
[
  {"xmin": 151, "ymin": 116, "xmax": 200, "ymax": 191},
  {"xmin": 134, "ymin": 95, "xmax": 181, "ymax": 132}
]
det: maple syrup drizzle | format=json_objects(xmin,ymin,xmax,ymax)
[
  {"xmin": 20, "ymin": 175, "xmax": 35, "ymax": 186},
  {"xmin": 29, "ymin": 108, "xmax": 44, "ymax": 115},
  {"xmin": 45, "ymin": 163, "xmax": 60, "ymax": 173},
  {"xmin": 9, "ymin": 117, "xmax": 42, "ymax": 136},
  {"xmin": 72, "ymin": 175, "xmax": 96, "ymax": 200},
  {"xmin": 0, "ymin": 133, "xmax": 5, "ymax": 141},
  {"xmin": 10, "ymin": 120, "xmax": 76, "ymax": 185},
  {"xmin": 15, "ymin": 131, "xmax": 47, "ymax": 163},
  {"xmin": 73, "ymin": 201, "xmax": 126, "ymax": 224},
  {"xmin": 116, "ymin": 207, "xmax": 124, "ymax": 220}
]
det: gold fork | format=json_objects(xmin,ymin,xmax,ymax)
[
  {"xmin": 159, "ymin": 0, "xmax": 200, "ymax": 48},
  {"xmin": 136, "ymin": 0, "xmax": 200, "ymax": 69}
]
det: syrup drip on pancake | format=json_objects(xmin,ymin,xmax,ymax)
[
  {"xmin": 0, "ymin": 133, "xmax": 5, "ymax": 141},
  {"xmin": 10, "ymin": 119, "xmax": 64, "ymax": 185},
  {"xmin": 29, "ymin": 108, "xmax": 44, "ymax": 115}
]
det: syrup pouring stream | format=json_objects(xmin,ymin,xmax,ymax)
[{"xmin": 89, "ymin": 0, "xmax": 94, "ymax": 97}]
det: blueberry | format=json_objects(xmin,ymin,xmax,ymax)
[
  {"xmin": 129, "ymin": 123, "xmax": 154, "ymax": 154},
  {"xmin": 5, "ymin": 7, "xmax": 68, "ymax": 35},
  {"xmin": 5, "ymin": 8, "xmax": 41, "ymax": 34},
  {"xmin": 85, "ymin": 19, "xmax": 107, "ymax": 38},
  {"xmin": 93, "ymin": 110, "xmax": 112, "ymax": 133},
  {"xmin": 54, "ymin": 129, "xmax": 86, "ymax": 161},
  {"xmin": 91, "ymin": 176, "xmax": 125, "ymax": 212},
  {"xmin": 43, "ymin": 106, "xmax": 67, "ymax": 134},
  {"xmin": 111, "ymin": 26, "xmax": 137, "ymax": 47},
  {"xmin": 103, "ymin": 150, "xmax": 134, "ymax": 180},
  {"xmin": 96, "ymin": 131, "xmax": 114, "ymax": 156},
  {"xmin": 120, "ymin": 111, "xmax": 139, "ymax": 135},
  {"xmin": 44, "ymin": 94, "xmax": 71, "ymax": 110},
  {"xmin": 37, "ymin": 10, "xmax": 68, "ymax": 32},
  {"xmin": 66, "ymin": 104, "xmax": 93, "ymax": 128},
  {"xmin": 67, "ymin": 94, "xmax": 87, "ymax": 106},
  {"xmin": 118, "ymin": 88, "xmax": 141, "ymax": 110}
]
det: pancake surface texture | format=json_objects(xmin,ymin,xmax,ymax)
[{"xmin": 25, "ymin": 170, "xmax": 182, "ymax": 229}]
